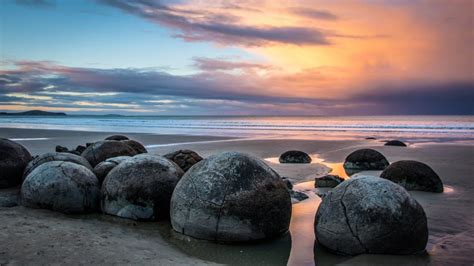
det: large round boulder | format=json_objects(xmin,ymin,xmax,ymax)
[
  {"xmin": 164, "ymin": 149, "xmax": 203, "ymax": 172},
  {"xmin": 101, "ymin": 154, "xmax": 184, "ymax": 220},
  {"xmin": 381, "ymin": 160, "xmax": 443, "ymax": 193},
  {"xmin": 81, "ymin": 140, "xmax": 137, "ymax": 167},
  {"xmin": 105, "ymin": 135, "xmax": 129, "ymax": 141},
  {"xmin": 93, "ymin": 156, "xmax": 131, "ymax": 183},
  {"xmin": 21, "ymin": 161, "xmax": 100, "ymax": 214},
  {"xmin": 343, "ymin": 149, "xmax": 389, "ymax": 175},
  {"xmin": 385, "ymin": 140, "xmax": 407, "ymax": 147},
  {"xmin": 315, "ymin": 176, "xmax": 428, "ymax": 255},
  {"xmin": 123, "ymin": 139, "xmax": 147, "ymax": 154},
  {"xmin": 279, "ymin": 150, "xmax": 312, "ymax": 164},
  {"xmin": 171, "ymin": 152, "xmax": 292, "ymax": 242},
  {"xmin": 0, "ymin": 138, "xmax": 32, "ymax": 188},
  {"xmin": 23, "ymin": 152, "xmax": 93, "ymax": 180}
]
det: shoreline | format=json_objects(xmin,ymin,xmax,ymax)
[{"xmin": 1, "ymin": 127, "xmax": 473, "ymax": 265}]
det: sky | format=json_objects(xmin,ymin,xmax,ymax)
[{"xmin": 0, "ymin": 0, "xmax": 473, "ymax": 115}]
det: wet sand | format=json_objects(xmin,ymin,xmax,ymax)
[{"xmin": 1, "ymin": 128, "xmax": 473, "ymax": 265}]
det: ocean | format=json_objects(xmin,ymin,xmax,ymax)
[{"xmin": 1, "ymin": 115, "xmax": 473, "ymax": 143}]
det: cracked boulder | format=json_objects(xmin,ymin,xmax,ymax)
[
  {"xmin": 315, "ymin": 175, "xmax": 428, "ymax": 255},
  {"xmin": 93, "ymin": 156, "xmax": 131, "ymax": 183},
  {"xmin": 81, "ymin": 140, "xmax": 137, "ymax": 167},
  {"xmin": 23, "ymin": 152, "xmax": 93, "ymax": 180},
  {"xmin": 164, "ymin": 149, "xmax": 203, "ymax": 172},
  {"xmin": 21, "ymin": 161, "xmax": 100, "ymax": 214},
  {"xmin": 170, "ymin": 152, "xmax": 292, "ymax": 242},
  {"xmin": 343, "ymin": 149, "xmax": 389, "ymax": 175},
  {"xmin": 0, "ymin": 138, "xmax": 32, "ymax": 188},
  {"xmin": 279, "ymin": 150, "xmax": 312, "ymax": 163},
  {"xmin": 315, "ymin": 174, "xmax": 344, "ymax": 188},
  {"xmin": 101, "ymin": 154, "xmax": 184, "ymax": 220},
  {"xmin": 381, "ymin": 160, "xmax": 443, "ymax": 193}
]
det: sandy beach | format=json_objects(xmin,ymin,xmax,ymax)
[{"xmin": 1, "ymin": 127, "xmax": 473, "ymax": 265}]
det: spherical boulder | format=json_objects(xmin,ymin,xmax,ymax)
[
  {"xmin": 81, "ymin": 140, "xmax": 137, "ymax": 167},
  {"xmin": 101, "ymin": 154, "xmax": 184, "ymax": 220},
  {"xmin": 171, "ymin": 152, "xmax": 292, "ymax": 242},
  {"xmin": 164, "ymin": 149, "xmax": 203, "ymax": 172},
  {"xmin": 93, "ymin": 156, "xmax": 131, "ymax": 183},
  {"xmin": 21, "ymin": 161, "xmax": 100, "ymax": 214},
  {"xmin": 0, "ymin": 138, "xmax": 32, "ymax": 188},
  {"xmin": 315, "ymin": 176, "xmax": 428, "ymax": 255},
  {"xmin": 343, "ymin": 149, "xmax": 389, "ymax": 175},
  {"xmin": 381, "ymin": 160, "xmax": 443, "ymax": 193},
  {"xmin": 123, "ymin": 139, "xmax": 147, "ymax": 154},
  {"xmin": 385, "ymin": 140, "xmax": 407, "ymax": 147},
  {"xmin": 23, "ymin": 152, "xmax": 93, "ymax": 180},
  {"xmin": 279, "ymin": 150, "xmax": 312, "ymax": 164},
  {"xmin": 105, "ymin": 135, "xmax": 129, "ymax": 141}
]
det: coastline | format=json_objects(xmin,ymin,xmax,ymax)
[{"xmin": 1, "ymin": 127, "xmax": 473, "ymax": 265}]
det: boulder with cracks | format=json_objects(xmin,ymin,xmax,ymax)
[{"xmin": 315, "ymin": 175, "xmax": 428, "ymax": 255}]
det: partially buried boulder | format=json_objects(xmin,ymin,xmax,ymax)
[
  {"xmin": 123, "ymin": 139, "xmax": 147, "ymax": 154},
  {"xmin": 279, "ymin": 150, "xmax": 312, "ymax": 164},
  {"xmin": 0, "ymin": 138, "xmax": 32, "ymax": 188},
  {"xmin": 93, "ymin": 156, "xmax": 131, "ymax": 183},
  {"xmin": 315, "ymin": 175, "xmax": 428, "ymax": 255},
  {"xmin": 171, "ymin": 152, "xmax": 292, "ymax": 242},
  {"xmin": 21, "ymin": 161, "xmax": 100, "ymax": 214},
  {"xmin": 381, "ymin": 160, "xmax": 443, "ymax": 193},
  {"xmin": 105, "ymin": 135, "xmax": 129, "ymax": 141},
  {"xmin": 164, "ymin": 149, "xmax": 203, "ymax": 172},
  {"xmin": 343, "ymin": 149, "xmax": 389, "ymax": 175},
  {"xmin": 23, "ymin": 152, "xmax": 93, "ymax": 180},
  {"xmin": 385, "ymin": 140, "xmax": 407, "ymax": 147},
  {"xmin": 315, "ymin": 174, "xmax": 344, "ymax": 188},
  {"xmin": 81, "ymin": 140, "xmax": 137, "ymax": 167},
  {"xmin": 101, "ymin": 154, "xmax": 184, "ymax": 220}
]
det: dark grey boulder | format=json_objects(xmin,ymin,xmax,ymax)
[
  {"xmin": 105, "ymin": 135, "xmax": 129, "ymax": 141},
  {"xmin": 164, "ymin": 149, "xmax": 203, "ymax": 172},
  {"xmin": 289, "ymin": 190, "xmax": 309, "ymax": 202},
  {"xmin": 81, "ymin": 140, "xmax": 137, "ymax": 167},
  {"xmin": 101, "ymin": 154, "xmax": 184, "ymax": 220},
  {"xmin": 385, "ymin": 140, "xmax": 407, "ymax": 147},
  {"xmin": 55, "ymin": 145, "xmax": 68, "ymax": 152},
  {"xmin": 93, "ymin": 156, "xmax": 131, "ymax": 183},
  {"xmin": 279, "ymin": 150, "xmax": 312, "ymax": 164},
  {"xmin": 315, "ymin": 175, "xmax": 428, "ymax": 255},
  {"xmin": 315, "ymin": 175, "xmax": 344, "ymax": 188},
  {"xmin": 0, "ymin": 138, "xmax": 32, "ymax": 188},
  {"xmin": 365, "ymin": 137, "xmax": 376, "ymax": 140},
  {"xmin": 381, "ymin": 160, "xmax": 443, "ymax": 193},
  {"xmin": 343, "ymin": 149, "xmax": 389, "ymax": 175},
  {"xmin": 75, "ymin": 145, "xmax": 87, "ymax": 153},
  {"xmin": 171, "ymin": 152, "xmax": 292, "ymax": 242},
  {"xmin": 21, "ymin": 161, "xmax": 100, "ymax": 214},
  {"xmin": 123, "ymin": 139, "xmax": 147, "ymax": 154},
  {"xmin": 23, "ymin": 152, "xmax": 93, "ymax": 180}
]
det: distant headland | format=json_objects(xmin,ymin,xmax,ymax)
[{"xmin": 0, "ymin": 110, "xmax": 67, "ymax": 116}]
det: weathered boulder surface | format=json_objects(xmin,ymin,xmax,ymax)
[
  {"xmin": 343, "ymin": 149, "xmax": 389, "ymax": 175},
  {"xmin": 81, "ymin": 140, "xmax": 137, "ymax": 167},
  {"xmin": 123, "ymin": 140, "xmax": 147, "ymax": 154},
  {"xmin": 315, "ymin": 174, "xmax": 344, "ymax": 188},
  {"xmin": 23, "ymin": 152, "xmax": 93, "ymax": 180},
  {"xmin": 105, "ymin": 135, "xmax": 129, "ymax": 141},
  {"xmin": 21, "ymin": 161, "xmax": 100, "ymax": 214},
  {"xmin": 385, "ymin": 140, "xmax": 407, "ymax": 147},
  {"xmin": 315, "ymin": 176, "xmax": 428, "ymax": 255},
  {"xmin": 93, "ymin": 156, "xmax": 131, "ymax": 183},
  {"xmin": 164, "ymin": 149, "xmax": 203, "ymax": 172},
  {"xmin": 279, "ymin": 150, "xmax": 312, "ymax": 164},
  {"xmin": 0, "ymin": 138, "xmax": 32, "ymax": 188},
  {"xmin": 381, "ymin": 160, "xmax": 443, "ymax": 193},
  {"xmin": 101, "ymin": 154, "xmax": 184, "ymax": 220},
  {"xmin": 171, "ymin": 152, "xmax": 292, "ymax": 242}
]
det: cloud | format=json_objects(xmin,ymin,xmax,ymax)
[
  {"xmin": 192, "ymin": 57, "xmax": 272, "ymax": 72},
  {"xmin": 99, "ymin": 0, "xmax": 332, "ymax": 46},
  {"xmin": 288, "ymin": 7, "xmax": 338, "ymax": 20}
]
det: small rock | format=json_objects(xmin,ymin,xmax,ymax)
[
  {"xmin": 315, "ymin": 174, "xmax": 344, "ymax": 188},
  {"xmin": 290, "ymin": 190, "xmax": 309, "ymax": 202},
  {"xmin": 75, "ymin": 145, "xmax": 87, "ymax": 153},
  {"xmin": 281, "ymin": 177, "xmax": 293, "ymax": 190},
  {"xmin": 55, "ymin": 145, "xmax": 69, "ymax": 152},
  {"xmin": 365, "ymin": 137, "xmax": 376, "ymax": 140},
  {"xmin": 164, "ymin": 149, "xmax": 203, "ymax": 172},
  {"xmin": 385, "ymin": 140, "xmax": 407, "ymax": 147}
]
